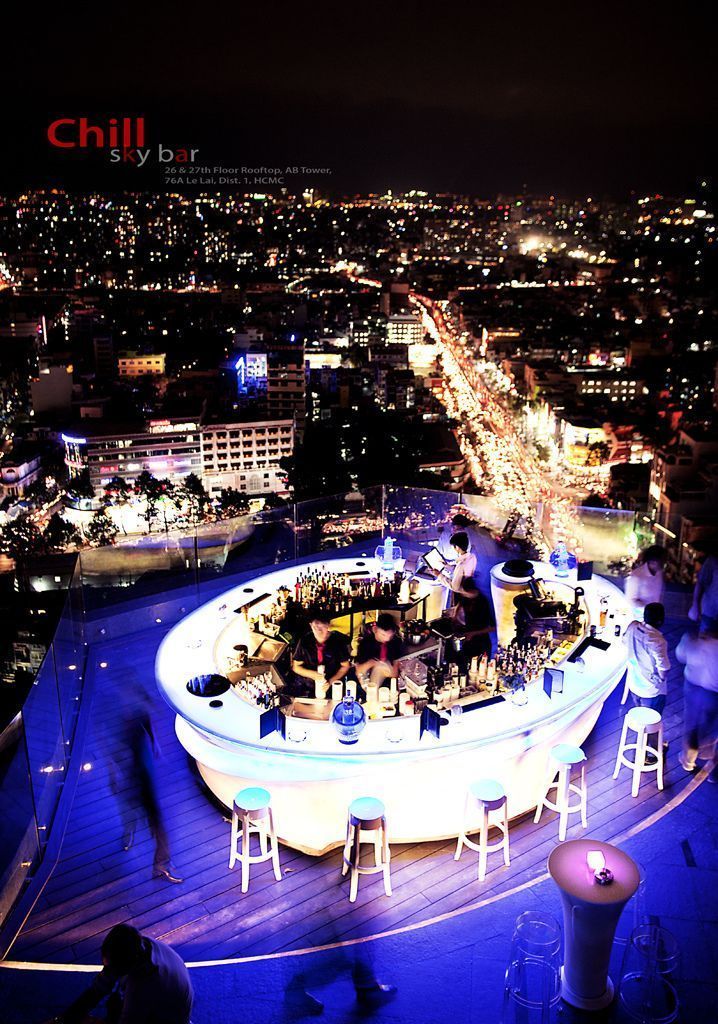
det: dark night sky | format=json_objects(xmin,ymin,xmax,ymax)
[{"xmin": 2, "ymin": 2, "xmax": 715, "ymax": 196}]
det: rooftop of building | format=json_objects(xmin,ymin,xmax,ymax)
[{"xmin": 0, "ymin": 442, "xmax": 43, "ymax": 468}]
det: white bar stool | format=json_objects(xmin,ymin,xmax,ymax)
[
  {"xmin": 341, "ymin": 797, "xmax": 391, "ymax": 903},
  {"xmin": 534, "ymin": 743, "xmax": 588, "ymax": 842},
  {"xmin": 455, "ymin": 779, "xmax": 510, "ymax": 881},
  {"xmin": 613, "ymin": 706, "xmax": 664, "ymax": 797},
  {"xmin": 229, "ymin": 786, "xmax": 282, "ymax": 893}
]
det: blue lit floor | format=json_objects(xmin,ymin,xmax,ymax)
[
  {"xmin": 1, "ymin": 609, "xmax": 716, "ymax": 1022},
  {"xmin": 1, "ymin": 773, "xmax": 716, "ymax": 1023}
]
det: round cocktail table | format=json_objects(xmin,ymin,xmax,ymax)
[{"xmin": 548, "ymin": 838, "xmax": 639, "ymax": 1010}]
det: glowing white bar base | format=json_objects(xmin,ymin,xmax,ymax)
[
  {"xmin": 157, "ymin": 558, "xmax": 629, "ymax": 856},
  {"xmin": 177, "ymin": 697, "xmax": 605, "ymax": 855}
]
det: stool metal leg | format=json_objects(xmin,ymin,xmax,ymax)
[
  {"xmin": 229, "ymin": 809, "xmax": 239, "ymax": 869},
  {"xmin": 633, "ymin": 729, "xmax": 647, "ymax": 797},
  {"xmin": 579, "ymin": 763, "xmax": 587, "ymax": 829},
  {"xmin": 613, "ymin": 716, "xmax": 630, "ymax": 779},
  {"xmin": 534, "ymin": 770, "xmax": 554, "ymax": 825},
  {"xmin": 240, "ymin": 814, "xmax": 250, "ymax": 893},
  {"xmin": 502, "ymin": 803, "xmax": 511, "ymax": 867},
  {"xmin": 478, "ymin": 805, "xmax": 489, "ymax": 881},
  {"xmin": 259, "ymin": 820, "xmax": 268, "ymax": 858},
  {"xmin": 381, "ymin": 819, "xmax": 392, "ymax": 897},
  {"xmin": 657, "ymin": 727, "xmax": 665, "ymax": 791},
  {"xmin": 341, "ymin": 818, "xmax": 352, "ymax": 877},
  {"xmin": 269, "ymin": 808, "xmax": 282, "ymax": 881},
  {"xmin": 350, "ymin": 825, "xmax": 360, "ymax": 903},
  {"xmin": 374, "ymin": 831, "xmax": 382, "ymax": 868},
  {"xmin": 558, "ymin": 767, "xmax": 570, "ymax": 842}
]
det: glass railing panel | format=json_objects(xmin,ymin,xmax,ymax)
[
  {"xmin": 383, "ymin": 485, "xmax": 461, "ymax": 559},
  {"xmin": 20, "ymin": 653, "xmax": 66, "ymax": 851},
  {"xmin": 541, "ymin": 503, "xmax": 638, "ymax": 574},
  {"xmin": 294, "ymin": 487, "xmax": 384, "ymax": 561},
  {"xmin": 0, "ymin": 715, "xmax": 39, "ymax": 926}
]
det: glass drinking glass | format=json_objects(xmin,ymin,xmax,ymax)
[
  {"xmin": 618, "ymin": 924, "xmax": 680, "ymax": 1023},
  {"xmin": 502, "ymin": 911, "xmax": 562, "ymax": 1023}
]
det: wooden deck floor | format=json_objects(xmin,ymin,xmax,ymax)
[{"xmin": 7, "ymin": 619, "xmax": 693, "ymax": 966}]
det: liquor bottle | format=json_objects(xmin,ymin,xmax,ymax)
[
  {"xmin": 468, "ymin": 657, "xmax": 479, "ymax": 687},
  {"xmin": 478, "ymin": 654, "xmax": 488, "ymax": 684},
  {"xmin": 315, "ymin": 665, "xmax": 326, "ymax": 700}
]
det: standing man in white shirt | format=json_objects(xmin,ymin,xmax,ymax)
[
  {"xmin": 623, "ymin": 602, "xmax": 671, "ymax": 714},
  {"xmin": 625, "ymin": 546, "xmax": 666, "ymax": 622}
]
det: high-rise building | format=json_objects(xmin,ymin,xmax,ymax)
[
  {"xmin": 201, "ymin": 419, "xmax": 293, "ymax": 495},
  {"xmin": 386, "ymin": 312, "xmax": 424, "ymax": 347},
  {"xmin": 266, "ymin": 342, "xmax": 306, "ymax": 437},
  {"xmin": 93, "ymin": 332, "xmax": 115, "ymax": 378},
  {"xmin": 63, "ymin": 413, "xmax": 293, "ymax": 496},
  {"xmin": 380, "ymin": 282, "xmax": 410, "ymax": 316},
  {"xmin": 63, "ymin": 416, "xmax": 203, "ymax": 488},
  {"xmin": 117, "ymin": 353, "xmax": 167, "ymax": 377}
]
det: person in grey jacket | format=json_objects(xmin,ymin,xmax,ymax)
[
  {"xmin": 623, "ymin": 603, "xmax": 671, "ymax": 714},
  {"xmin": 676, "ymin": 627, "xmax": 718, "ymax": 781}
]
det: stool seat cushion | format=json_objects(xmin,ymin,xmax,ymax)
[
  {"xmin": 550, "ymin": 743, "xmax": 586, "ymax": 765},
  {"xmin": 469, "ymin": 779, "xmax": 506, "ymax": 804},
  {"xmin": 349, "ymin": 796, "xmax": 385, "ymax": 821},
  {"xmin": 235, "ymin": 786, "xmax": 271, "ymax": 812},
  {"xmin": 626, "ymin": 706, "xmax": 662, "ymax": 729}
]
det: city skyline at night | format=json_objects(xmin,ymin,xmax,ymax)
[{"xmin": 1, "ymin": 11, "xmax": 718, "ymax": 1023}]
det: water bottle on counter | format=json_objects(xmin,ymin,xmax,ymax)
[
  {"xmin": 314, "ymin": 665, "xmax": 326, "ymax": 699},
  {"xmin": 331, "ymin": 695, "xmax": 367, "ymax": 745}
]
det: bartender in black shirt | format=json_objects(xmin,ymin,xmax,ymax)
[
  {"xmin": 355, "ymin": 613, "xmax": 406, "ymax": 686},
  {"xmin": 291, "ymin": 607, "xmax": 351, "ymax": 698}
]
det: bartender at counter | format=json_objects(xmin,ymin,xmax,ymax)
[
  {"xmin": 355, "ymin": 613, "xmax": 406, "ymax": 686},
  {"xmin": 429, "ymin": 531, "xmax": 478, "ymax": 597},
  {"xmin": 290, "ymin": 607, "xmax": 351, "ymax": 698}
]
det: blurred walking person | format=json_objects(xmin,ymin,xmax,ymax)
[
  {"xmin": 675, "ymin": 627, "xmax": 718, "ymax": 782},
  {"xmin": 108, "ymin": 673, "xmax": 183, "ymax": 883},
  {"xmin": 688, "ymin": 550, "xmax": 718, "ymax": 633}
]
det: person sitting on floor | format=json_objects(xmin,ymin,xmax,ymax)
[{"xmin": 52, "ymin": 924, "xmax": 193, "ymax": 1024}]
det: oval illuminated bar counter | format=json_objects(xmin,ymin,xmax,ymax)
[{"xmin": 155, "ymin": 556, "xmax": 629, "ymax": 856}]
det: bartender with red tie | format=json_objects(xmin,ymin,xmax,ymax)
[
  {"xmin": 355, "ymin": 613, "xmax": 406, "ymax": 687},
  {"xmin": 291, "ymin": 607, "xmax": 351, "ymax": 698}
]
